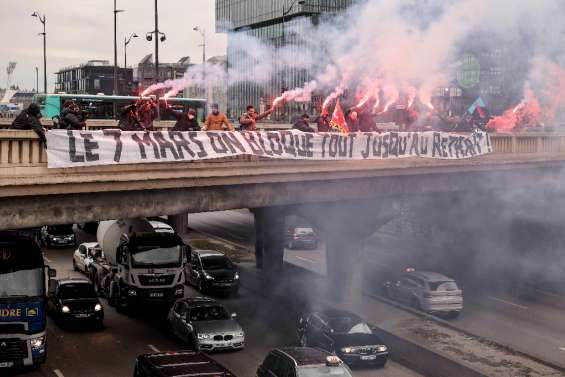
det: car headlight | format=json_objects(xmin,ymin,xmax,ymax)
[
  {"xmin": 197, "ymin": 333, "xmax": 210, "ymax": 340},
  {"xmin": 94, "ymin": 304, "xmax": 103, "ymax": 311},
  {"xmin": 377, "ymin": 345, "xmax": 388, "ymax": 353},
  {"xmin": 341, "ymin": 347, "xmax": 353, "ymax": 354},
  {"xmin": 234, "ymin": 272, "xmax": 239, "ymax": 280},
  {"xmin": 204, "ymin": 274, "xmax": 214, "ymax": 280},
  {"xmin": 30, "ymin": 336, "xmax": 45, "ymax": 350},
  {"xmin": 61, "ymin": 305, "xmax": 71, "ymax": 313}
]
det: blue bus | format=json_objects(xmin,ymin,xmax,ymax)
[
  {"xmin": 0, "ymin": 232, "xmax": 55, "ymax": 368},
  {"xmin": 32, "ymin": 93, "xmax": 207, "ymax": 122}
]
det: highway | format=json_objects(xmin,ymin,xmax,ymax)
[
  {"xmin": 14, "ymin": 237, "xmax": 420, "ymax": 377},
  {"xmin": 187, "ymin": 209, "xmax": 565, "ymax": 369}
]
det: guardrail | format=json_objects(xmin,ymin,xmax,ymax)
[{"xmin": 1, "ymin": 131, "xmax": 565, "ymax": 172}]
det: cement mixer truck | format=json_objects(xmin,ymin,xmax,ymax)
[{"xmin": 94, "ymin": 219, "xmax": 187, "ymax": 308}]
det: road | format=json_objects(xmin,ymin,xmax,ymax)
[
  {"xmin": 14, "ymin": 240, "xmax": 420, "ymax": 377},
  {"xmin": 187, "ymin": 209, "xmax": 565, "ymax": 369}
]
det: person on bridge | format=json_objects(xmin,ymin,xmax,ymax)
[
  {"xmin": 292, "ymin": 113, "xmax": 316, "ymax": 132},
  {"xmin": 11, "ymin": 103, "xmax": 47, "ymax": 146},
  {"xmin": 138, "ymin": 99, "xmax": 157, "ymax": 131},
  {"xmin": 172, "ymin": 109, "xmax": 201, "ymax": 131},
  {"xmin": 315, "ymin": 110, "xmax": 331, "ymax": 132},
  {"xmin": 62, "ymin": 104, "xmax": 86, "ymax": 130},
  {"xmin": 239, "ymin": 105, "xmax": 275, "ymax": 131},
  {"xmin": 118, "ymin": 102, "xmax": 143, "ymax": 131},
  {"xmin": 203, "ymin": 103, "xmax": 234, "ymax": 131}
]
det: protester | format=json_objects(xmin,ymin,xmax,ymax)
[
  {"xmin": 292, "ymin": 113, "xmax": 316, "ymax": 132},
  {"xmin": 172, "ymin": 109, "xmax": 201, "ymax": 131},
  {"xmin": 63, "ymin": 104, "xmax": 86, "ymax": 130},
  {"xmin": 346, "ymin": 109, "xmax": 360, "ymax": 132},
  {"xmin": 203, "ymin": 103, "xmax": 234, "ymax": 131},
  {"xmin": 118, "ymin": 102, "xmax": 143, "ymax": 131},
  {"xmin": 239, "ymin": 105, "xmax": 275, "ymax": 131},
  {"xmin": 315, "ymin": 110, "xmax": 331, "ymax": 132},
  {"xmin": 57, "ymin": 100, "xmax": 75, "ymax": 129},
  {"xmin": 11, "ymin": 103, "xmax": 47, "ymax": 145},
  {"xmin": 138, "ymin": 98, "xmax": 157, "ymax": 131}
]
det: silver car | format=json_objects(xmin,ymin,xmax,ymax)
[
  {"xmin": 384, "ymin": 270, "xmax": 463, "ymax": 317},
  {"xmin": 167, "ymin": 297, "xmax": 245, "ymax": 351}
]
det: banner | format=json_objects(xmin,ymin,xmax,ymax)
[{"xmin": 46, "ymin": 130, "xmax": 492, "ymax": 169}]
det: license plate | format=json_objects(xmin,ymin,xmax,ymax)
[
  {"xmin": 0, "ymin": 362, "xmax": 14, "ymax": 368},
  {"xmin": 361, "ymin": 355, "xmax": 377, "ymax": 361},
  {"xmin": 75, "ymin": 313, "xmax": 89, "ymax": 318},
  {"xmin": 150, "ymin": 292, "xmax": 164, "ymax": 298}
]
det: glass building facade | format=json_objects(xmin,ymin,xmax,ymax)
[{"xmin": 216, "ymin": 0, "xmax": 355, "ymax": 120}]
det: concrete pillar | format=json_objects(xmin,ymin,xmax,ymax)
[
  {"xmin": 252, "ymin": 207, "xmax": 286, "ymax": 272},
  {"xmin": 168, "ymin": 212, "xmax": 188, "ymax": 235}
]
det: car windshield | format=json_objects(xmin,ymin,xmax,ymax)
[
  {"xmin": 298, "ymin": 365, "xmax": 353, "ymax": 377},
  {"xmin": 201, "ymin": 255, "xmax": 233, "ymax": 270},
  {"xmin": 59, "ymin": 283, "xmax": 96, "ymax": 299},
  {"xmin": 188, "ymin": 305, "xmax": 230, "ymax": 321},
  {"xmin": 47, "ymin": 225, "xmax": 74, "ymax": 235},
  {"xmin": 0, "ymin": 268, "xmax": 44, "ymax": 298},
  {"xmin": 329, "ymin": 317, "xmax": 372, "ymax": 335},
  {"xmin": 429, "ymin": 281, "xmax": 459, "ymax": 291},
  {"xmin": 130, "ymin": 246, "xmax": 182, "ymax": 268}
]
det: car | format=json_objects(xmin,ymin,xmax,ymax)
[
  {"xmin": 40, "ymin": 224, "xmax": 76, "ymax": 247},
  {"xmin": 185, "ymin": 249, "xmax": 240, "ymax": 295},
  {"xmin": 286, "ymin": 227, "xmax": 318, "ymax": 249},
  {"xmin": 149, "ymin": 220, "xmax": 175, "ymax": 234},
  {"xmin": 297, "ymin": 310, "xmax": 389, "ymax": 367},
  {"xmin": 47, "ymin": 278, "xmax": 104, "ymax": 327},
  {"xmin": 73, "ymin": 242, "xmax": 102, "ymax": 273},
  {"xmin": 383, "ymin": 269, "xmax": 463, "ymax": 317},
  {"xmin": 167, "ymin": 297, "xmax": 244, "ymax": 352},
  {"xmin": 257, "ymin": 347, "xmax": 353, "ymax": 377},
  {"xmin": 133, "ymin": 351, "xmax": 237, "ymax": 377}
]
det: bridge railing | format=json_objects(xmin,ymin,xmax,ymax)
[{"xmin": 1, "ymin": 131, "xmax": 565, "ymax": 175}]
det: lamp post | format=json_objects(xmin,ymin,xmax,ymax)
[
  {"xmin": 35, "ymin": 67, "xmax": 39, "ymax": 93},
  {"xmin": 31, "ymin": 12, "xmax": 47, "ymax": 94},
  {"xmin": 193, "ymin": 26, "xmax": 207, "ymax": 103},
  {"xmin": 124, "ymin": 33, "xmax": 138, "ymax": 70},
  {"xmin": 113, "ymin": 0, "xmax": 125, "ymax": 96},
  {"xmin": 146, "ymin": 0, "xmax": 166, "ymax": 118}
]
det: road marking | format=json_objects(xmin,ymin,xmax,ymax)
[
  {"xmin": 148, "ymin": 344, "xmax": 160, "ymax": 352},
  {"xmin": 293, "ymin": 255, "xmax": 317, "ymax": 263},
  {"xmin": 488, "ymin": 296, "xmax": 528, "ymax": 310},
  {"xmin": 53, "ymin": 369, "xmax": 65, "ymax": 377}
]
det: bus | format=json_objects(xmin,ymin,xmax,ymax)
[
  {"xmin": 0, "ymin": 231, "xmax": 55, "ymax": 368},
  {"xmin": 32, "ymin": 93, "xmax": 207, "ymax": 123}
]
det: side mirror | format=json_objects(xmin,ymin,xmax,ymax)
[
  {"xmin": 231, "ymin": 313, "xmax": 237, "ymax": 319},
  {"xmin": 48, "ymin": 268, "xmax": 56, "ymax": 278}
]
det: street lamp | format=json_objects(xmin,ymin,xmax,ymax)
[
  {"xmin": 193, "ymin": 26, "xmax": 207, "ymax": 103},
  {"xmin": 146, "ymin": 0, "xmax": 165, "ymax": 118},
  {"xmin": 31, "ymin": 11, "xmax": 47, "ymax": 94},
  {"xmin": 124, "ymin": 33, "xmax": 138, "ymax": 69},
  {"xmin": 35, "ymin": 67, "xmax": 39, "ymax": 93},
  {"xmin": 113, "ymin": 0, "xmax": 125, "ymax": 96}
]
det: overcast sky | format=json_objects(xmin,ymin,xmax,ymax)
[{"xmin": 0, "ymin": 0, "xmax": 227, "ymax": 92}]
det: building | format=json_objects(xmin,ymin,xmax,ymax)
[
  {"xmin": 216, "ymin": 0, "xmax": 355, "ymax": 120},
  {"xmin": 184, "ymin": 55, "xmax": 228, "ymax": 112},
  {"xmin": 55, "ymin": 60, "xmax": 133, "ymax": 95},
  {"xmin": 134, "ymin": 55, "xmax": 192, "ymax": 91}
]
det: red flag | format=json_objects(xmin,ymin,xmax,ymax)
[{"xmin": 329, "ymin": 98, "xmax": 349, "ymax": 134}]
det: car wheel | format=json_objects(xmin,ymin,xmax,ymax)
[{"xmin": 299, "ymin": 334, "xmax": 308, "ymax": 347}]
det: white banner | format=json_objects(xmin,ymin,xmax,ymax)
[{"xmin": 46, "ymin": 130, "xmax": 492, "ymax": 168}]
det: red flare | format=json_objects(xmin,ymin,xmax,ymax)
[
  {"xmin": 355, "ymin": 93, "xmax": 371, "ymax": 108},
  {"xmin": 273, "ymin": 95, "xmax": 285, "ymax": 108}
]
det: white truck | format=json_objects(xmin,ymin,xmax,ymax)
[{"xmin": 95, "ymin": 219, "xmax": 187, "ymax": 308}]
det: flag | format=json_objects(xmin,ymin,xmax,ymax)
[
  {"xmin": 467, "ymin": 96, "xmax": 486, "ymax": 115},
  {"xmin": 329, "ymin": 98, "xmax": 349, "ymax": 134}
]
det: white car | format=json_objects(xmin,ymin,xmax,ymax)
[
  {"xmin": 149, "ymin": 220, "xmax": 175, "ymax": 234},
  {"xmin": 73, "ymin": 242, "xmax": 101, "ymax": 274}
]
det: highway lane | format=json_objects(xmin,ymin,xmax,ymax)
[
  {"xmin": 187, "ymin": 209, "xmax": 565, "ymax": 369},
  {"xmin": 15, "ymin": 241, "xmax": 420, "ymax": 377}
]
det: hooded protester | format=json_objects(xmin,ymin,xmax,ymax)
[
  {"xmin": 203, "ymin": 103, "xmax": 233, "ymax": 131},
  {"xmin": 118, "ymin": 102, "xmax": 143, "ymax": 131},
  {"xmin": 292, "ymin": 113, "xmax": 316, "ymax": 132},
  {"xmin": 11, "ymin": 103, "xmax": 47, "ymax": 145},
  {"xmin": 239, "ymin": 105, "xmax": 275, "ymax": 131},
  {"xmin": 172, "ymin": 109, "xmax": 201, "ymax": 131},
  {"xmin": 63, "ymin": 104, "xmax": 86, "ymax": 130}
]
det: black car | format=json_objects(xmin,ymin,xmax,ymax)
[
  {"xmin": 184, "ymin": 250, "xmax": 240, "ymax": 295},
  {"xmin": 297, "ymin": 309, "xmax": 389, "ymax": 367},
  {"xmin": 133, "ymin": 351, "xmax": 236, "ymax": 377},
  {"xmin": 47, "ymin": 278, "xmax": 104, "ymax": 327},
  {"xmin": 257, "ymin": 347, "xmax": 353, "ymax": 377},
  {"xmin": 40, "ymin": 225, "xmax": 76, "ymax": 247},
  {"xmin": 286, "ymin": 227, "xmax": 318, "ymax": 249}
]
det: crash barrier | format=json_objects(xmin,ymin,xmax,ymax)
[{"xmin": 1, "ymin": 131, "xmax": 565, "ymax": 171}]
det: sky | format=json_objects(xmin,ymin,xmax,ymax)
[{"xmin": 0, "ymin": 0, "xmax": 227, "ymax": 92}]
